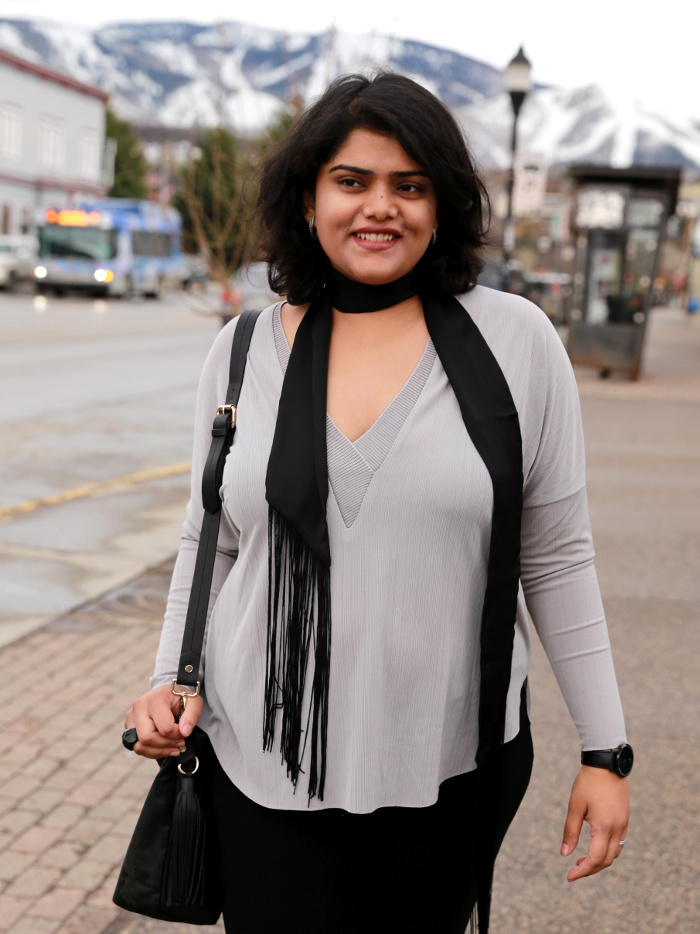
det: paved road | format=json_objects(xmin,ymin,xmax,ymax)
[{"xmin": 0, "ymin": 290, "xmax": 221, "ymax": 645}]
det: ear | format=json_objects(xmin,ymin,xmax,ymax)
[{"xmin": 303, "ymin": 190, "xmax": 315, "ymax": 222}]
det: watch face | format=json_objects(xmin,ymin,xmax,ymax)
[{"xmin": 617, "ymin": 744, "xmax": 634, "ymax": 776}]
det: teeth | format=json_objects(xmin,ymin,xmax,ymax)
[{"xmin": 355, "ymin": 232, "xmax": 396, "ymax": 242}]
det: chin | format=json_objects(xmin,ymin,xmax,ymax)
[{"xmin": 343, "ymin": 264, "xmax": 408, "ymax": 286}]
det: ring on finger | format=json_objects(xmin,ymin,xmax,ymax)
[
  {"xmin": 121, "ymin": 727, "xmax": 138, "ymax": 751},
  {"xmin": 618, "ymin": 839, "xmax": 626, "ymax": 846}
]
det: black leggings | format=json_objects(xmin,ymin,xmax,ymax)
[{"xmin": 205, "ymin": 722, "xmax": 532, "ymax": 934}]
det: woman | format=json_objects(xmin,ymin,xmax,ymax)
[{"xmin": 124, "ymin": 73, "xmax": 631, "ymax": 933}]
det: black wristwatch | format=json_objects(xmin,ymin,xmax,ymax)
[{"xmin": 581, "ymin": 743, "xmax": 634, "ymax": 777}]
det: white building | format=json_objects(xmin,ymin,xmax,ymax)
[{"xmin": 0, "ymin": 48, "xmax": 109, "ymax": 235}]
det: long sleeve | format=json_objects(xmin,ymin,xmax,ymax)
[
  {"xmin": 150, "ymin": 320, "xmax": 241, "ymax": 689},
  {"xmin": 520, "ymin": 488, "xmax": 627, "ymax": 750}
]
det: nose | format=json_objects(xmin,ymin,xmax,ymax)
[{"xmin": 362, "ymin": 184, "xmax": 398, "ymax": 220}]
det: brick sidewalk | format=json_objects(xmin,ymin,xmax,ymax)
[{"xmin": 0, "ymin": 560, "xmax": 222, "ymax": 933}]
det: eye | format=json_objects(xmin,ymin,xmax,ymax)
[
  {"xmin": 338, "ymin": 177, "xmax": 364, "ymax": 188},
  {"xmin": 397, "ymin": 181, "xmax": 425, "ymax": 194}
]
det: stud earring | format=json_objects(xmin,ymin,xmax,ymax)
[
  {"xmin": 309, "ymin": 215, "xmax": 318, "ymax": 240},
  {"xmin": 432, "ymin": 227, "xmax": 437, "ymax": 246}
]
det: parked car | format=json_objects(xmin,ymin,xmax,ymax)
[
  {"xmin": 478, "ymin": 258, "xmax": 570, "ymax": 326},
  {"xmin": 220, "ymin": 262, "xmax": 279, "ymax": 326},
  {"xmin": 0, "ymin": 235, "xmax": 38, "ymax": 290},
  {"xmin": 522, "ymin": 272, "xmax": 572, "ymax": 326},
  {"xmin": 477, "ymin": 256, "xmax": 527, "ymax": 295},
  {"xmin": 178, "ymin": 254, "xmax": 210, "ymax": 292}
]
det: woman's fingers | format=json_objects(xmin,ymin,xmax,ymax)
[
  {"xmin": 124, "ymin": 685, "xmax": 186, "ymax": 759},
  {"xmin": 563, "ymin": 766, "xmax": 630, "ymax": 881},
  {"xmin": 613, "ymin": 824, "xmax": 629, "ymax": 860},
  {"xmin": 560, "ymin": 797, "xmax": 584, "ymax": 856},
  {"xmin": 178, "ymin": 694, "xmax": 204, "ymax": 738},
  {"xmin": 567, "ymin": 826, "xmax": 620, "ymax": 881}
]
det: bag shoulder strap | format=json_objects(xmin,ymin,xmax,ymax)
[{"xmin": 175, "ymin": 309, "xmax": 261, "ymax": 690}]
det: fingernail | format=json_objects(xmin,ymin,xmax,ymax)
[
  {"xmin": 170, "ymin": 749, "xmax": 181, "ymax": 757},
  {"xmin": 561, "ymin": 844, "xmax": 570, "ymax": 856},
  {"xmin": 181, "ymin": 723, "xmax": 192, "ymax": 737}
]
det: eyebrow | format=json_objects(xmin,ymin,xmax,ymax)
[{"xmin": 328, "ymin": 163, "xmax": 430, "ymax": 178}]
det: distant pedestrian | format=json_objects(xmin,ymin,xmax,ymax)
[{"xmin": 124, "ymin": 72, "xmax": 631, "ymax": 933}]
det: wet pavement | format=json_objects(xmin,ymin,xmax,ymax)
[
  {"xmin": 0, "ymin": 307, "xmax": 698, "ymax": 933},
  {"xmin": 0, "ymin": 292, "xmax": 220, "ymax": 648}
]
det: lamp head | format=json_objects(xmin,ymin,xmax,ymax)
[
  {"xmin": 505, "ymin": 46, "xmax": 532, "ymax": 94},
  {"xmin": 505, "ymin": 46, "xmax": 532, "ymax": 116}
]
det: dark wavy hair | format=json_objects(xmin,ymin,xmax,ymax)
[{"xmin": 256, "ymin": 72, "xmax": 490, "ymax": 304}]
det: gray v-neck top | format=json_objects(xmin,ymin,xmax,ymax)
[{"xmin": 152, "ymin": 286, "xmax": 626, "ymax": 813}]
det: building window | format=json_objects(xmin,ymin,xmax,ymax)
[
  {"xmin": 39, "ymin": 117, "xmax": 66, "ymax": 172},
  {"xmin": 80, "ymin": 128, "xmax": 100, "ymax": 181},
  {"xmin": 0, "ymin": 104, "xmax": 22, "ymax": 161}
]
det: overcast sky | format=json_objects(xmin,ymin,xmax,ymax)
[{"xmin": 0, "ymin": 0, "xmax": 695, "ymax": 119}]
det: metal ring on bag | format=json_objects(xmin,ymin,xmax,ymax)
[{"xmin": 178, "ymin": 756, "xmax": 200, "ymax": 776}]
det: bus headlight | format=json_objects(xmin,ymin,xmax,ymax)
[
  {"xmin": 94, "ymin": 269, "xmax": 114, "ymax": 283},
  {"xmin": 34, "ymin": 266, "xmax": 48, "ymax": 279}
]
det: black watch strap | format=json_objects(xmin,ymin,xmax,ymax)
[{"xmin": 581, "ymin": 744, "xmax": 633, "ymax": 777}]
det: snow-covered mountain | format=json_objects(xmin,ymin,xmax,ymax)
[
  {"xmin": 2, "ymin": 17, "xmax": 699, "ymax": 170},
  {"xmin": 455, "ymin": 85, "xmax": 700, "ymax": 170}
]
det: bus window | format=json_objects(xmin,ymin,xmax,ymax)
[
  {"xmin": 157, "ymin": 233, "xmax": 172, "ymax": 257},
  {"xmin": 132, "ymin": 230, "xmax": 156, "ymax": 256},
  {"xmin": 39, "ymin": 226, "xmax": 117, "ymax": 260},
  {"xmin": 131, "ymin": 231, "xmax": 174, "ymax": 257}
]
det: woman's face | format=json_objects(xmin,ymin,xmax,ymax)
[{"xmin": 305, "ymin": 128, "xmax": 438, "ymax": 286}]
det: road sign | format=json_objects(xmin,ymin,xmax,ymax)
[{"xmin": 512, "ymin": 151, "xmax": 548, "ymax": 216}]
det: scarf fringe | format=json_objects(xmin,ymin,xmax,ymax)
[{"xmin": 264, "ymin": 506, "xmax": 331, "ymax": 801}]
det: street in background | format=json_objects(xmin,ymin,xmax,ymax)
[{"xmin": 0, "ymin": 289, "xmax": 220, "ymax": 646}]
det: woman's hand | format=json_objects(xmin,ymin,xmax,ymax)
[
  {"xmin": 561, "ymin": 766, "xmax": 630, "ymax": 881},
  {"xmin": 124, "ymin": 683, "xmax": 204, "ymax": 759}
]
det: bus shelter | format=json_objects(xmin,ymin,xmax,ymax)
[{"xmin": 567, "ymin": 166, "xmax": 680, "ymax": 380}]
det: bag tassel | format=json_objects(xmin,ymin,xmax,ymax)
[
  {"xmin": 264, "ymin": 507, "xmax": 331, "ymax": 801},
  {"xmin": 163, "ymin": 772, "xmax": 206, "ymax": 907}
]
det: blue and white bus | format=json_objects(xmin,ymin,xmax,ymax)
[{"xmin": 33, "ymin": 199, "xmax": 184, "ymax": 298}]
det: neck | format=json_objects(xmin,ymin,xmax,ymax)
[{"xmin": 328, "ymin": 267, "xmax": 421, "ymax": 314}]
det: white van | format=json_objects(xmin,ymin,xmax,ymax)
[{"xmin": 0, "ymin": 235, "xmax": 38, "ymax": 290}]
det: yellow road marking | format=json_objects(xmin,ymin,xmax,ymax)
[{"xmin": 0, "ymin": 462, "xmax": 192, "ymax": 520}]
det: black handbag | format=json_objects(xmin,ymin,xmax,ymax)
[{"xmin": 113, "ymin": 309, "xmax": 261, "ymax": 924}]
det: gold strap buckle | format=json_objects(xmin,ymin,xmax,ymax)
[
  {"xmin": 171, "ymin": 679, "xmax": 201, "ymax": 712},
  {"xmin": 216, "ymin": 404, "xmax": 236, "ymax": 427}
]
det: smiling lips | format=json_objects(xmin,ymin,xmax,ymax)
[{"xmin": 353, "ymin": 230, "xmax": 400, "ymax": 244}]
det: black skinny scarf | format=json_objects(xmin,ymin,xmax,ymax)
[{"xmin": 264, "ymin": 272, "xmax": 523, "ymax": 801}]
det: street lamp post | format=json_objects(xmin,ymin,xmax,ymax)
[{"xmin": 503, "ymin": 46, "xmax": 532, "ymax": 287}]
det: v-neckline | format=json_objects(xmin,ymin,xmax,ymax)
[
  {"xmin": 273, "ymin": 301, "xmax": 434, "ymax": 443},
  {"xmin": 272, "ymin": 303, "xmax": 437, "ymax": 527}
]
